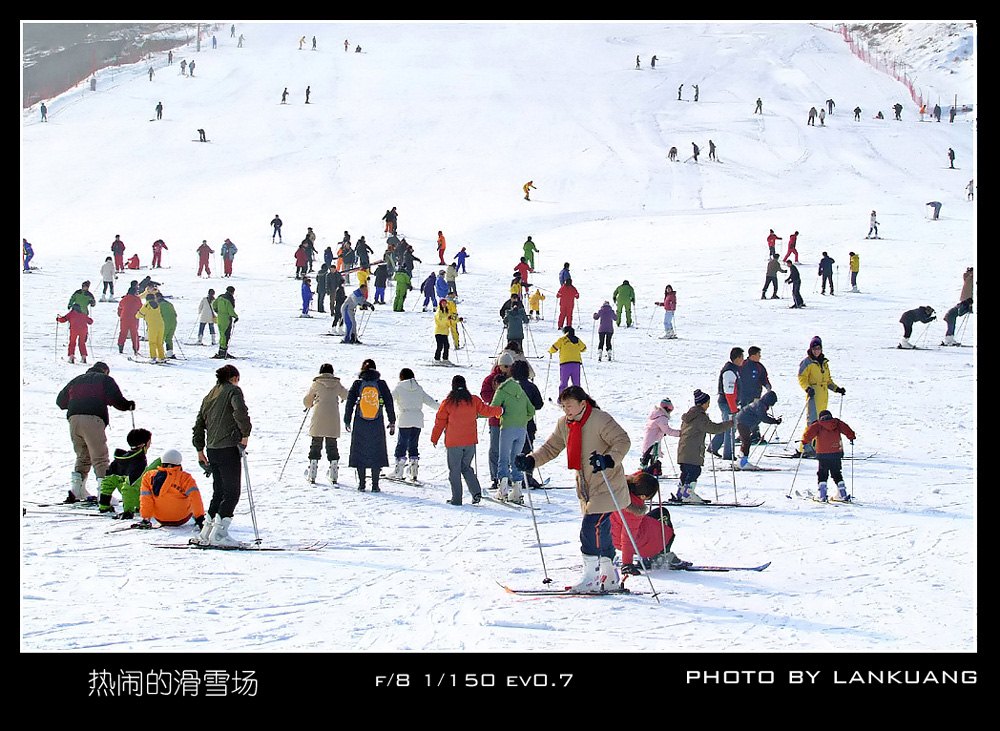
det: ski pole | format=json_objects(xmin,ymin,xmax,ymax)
[
  {"xmin": 278, "ymin": 407, "xmax": 311, "ymax": 481},
  {"xmin": 708, "ymin": 441, "xmax": 719, "ymax": 498},
  {"xmin": 591, "ymin": 455, "xmax": 660, "ymax": 601},
  {"xmin": 493, "ymin": 324, "xmax": 508, "ymax": 357},
  {"xmin": 646, "ymin": 308, "xmax": 657, "ymax": 330},
  {"xmin": 460, "ymin": 320, "xmax": 475, "ymax": 350},
  {"xmin": 785, "ymin": 445, "xmax": 807, "ymax": 498},
  {"xmin": 662, "ymin": 437, "xmax": 677, "ymax": 478},
  {"xmin": 915, "ymin": 321, "xmax": 932, "ymax": 348},
  {"xmin": 956, "ymin": 312, "xmax": 971, "ymax": 344},
  {"xmin": 239, "ymin": 446, "xmax": 261, "ymax": 545},
  {"xmin": 524, "ymin": 320, "xmax": 538, "ymax": 358},
  {"xmin": 521, "ymin": 475, "xmax": 552, "ymax": 584},
  {"xmin": 580, "ymin": 360, "xmax": 591, "ymax": 392},
  {"xmin": 590, "ymin": 318, "xmax": 596, "ymax": 358},
  {"xmin": 838, "ymin": 391, "xmax": 844, "ymax": 419},
  {"xmin": 524, "ymin": 432, "xmax": 550, "ymax": 504},
  {"xmin": 730, "ymin": 425, "xmax": 738, "ymax": 500},
  {"xmin": 543, "ymin": 355, "xmax": 552, "ymax": 401},
  {"xmin": 850, "ymin": 440, "xmax": 855, "ymax": 499},
  {"xmin": 54, "ymin": 320, "xmax": 61, "ymax": 362},
  {"xmin": 784, "ymin": 400, "xmax": 808, "ymax": 455}
]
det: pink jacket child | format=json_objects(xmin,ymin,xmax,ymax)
[
  {"xmin": 639, "ymin": 399, "xmax": 679, "ymax": 474},
  {"xmin": 57, "ymin": 304, "xmax": 94, "ymax": 363}
]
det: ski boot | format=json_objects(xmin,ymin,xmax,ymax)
[
  {"xmin": 816, "ymin": 482, "xmax": 829, "ymax": 502},
  {"xmin": 830, "ymin": 482, "xmax": 851, "ymax": 502},
  {"xmin": 328, "ymin": 461, "xmax": 339, "ymax": 486},
  {"xmin": 598, "ymin": 556, "xmax": 621, "ymax": 591},
  {"xmin": 391, "ymin": 459, "xmax": 406, "ymax": 479},
  {"xmin": 307, "ymin": 459, "xmax": 319, "ymax": 484},
  {"xmin": 408, "ymin": 459, "xmax": 419, "ymax": 483}
]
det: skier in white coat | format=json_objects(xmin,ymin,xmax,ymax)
[{"xmin": 390, "ymin": 368, "xmax": 440, "ymax": 481}]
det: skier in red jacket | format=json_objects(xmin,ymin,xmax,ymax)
[
  {"xmin": 117, "ymin": 283, "xmax": 143, "ymax": 355},
  {"xmin": 57, "ymin": 304, "xmax": 94, "ymax": 363},
  {"xmin": 611, "ymin": 470, "xmax": 691, "ymax": 573},
  {"xmin": 766, "ymin": 229, "xmax": 782, "ymax": 258},
  {"xmin": 196, "ymin": 240, "xmax": 213, "ymax": 277},
  {"xmin": 801, "ymin": 410, "xmax": 857, "ymax": 502}
]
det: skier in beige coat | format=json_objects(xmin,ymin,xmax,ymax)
[
  {"xmin": 517, "ymin": 385, "xmax": 632, "ymax": 593},
  {"xmin": 303, "ymin": 363, "xmax": 349, "ymax": 484}
]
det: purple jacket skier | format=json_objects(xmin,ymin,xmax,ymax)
[{"xmin": 593, "ymin": 301, "xmax": 616, "ymax": 361}]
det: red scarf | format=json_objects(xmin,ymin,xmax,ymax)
[{"xmin": 566, "ymin": 402, "xmax": 593, "ymax": 470}]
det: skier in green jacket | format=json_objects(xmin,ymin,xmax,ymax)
[
  {"xmin": 522, "ymin": 236, "xmax": 539, "ymax": 271},
  {"xmin": 156, "ymin": 292, "xmax": 178, "ymax": 359},
  {"xmin": 613, "ymin": 280, "xmax": 636, "ymax": 327},
  {"xmin": 212, "ymin": 286, "xmax": 238, "ymax": 359}
]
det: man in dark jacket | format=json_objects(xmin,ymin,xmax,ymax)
[
  {"xmin": 761, "ymin": 254, "xmax": 787, "ymax": 299},
  {"xmin": 898, "ymin": 305, "xmax": 936, "ymax": 349},
  {"xmin": 738, "ymin": 346, "xmax": 773, "ymax": 444},
  {"xmin": 786, "ymin": 261, "xmax": 805, "ymax": 308},
  {"xmin": 818, "ymin": 252, "xmax": 836, "ymax": 295},
  {"xmin": 511, "ymin": 360, "xmax": 546, "ymax": 488},
  {"xmin": 708, "ymin": 348, "xmax": 743, "ymax": 461},
  {"xmin": 56, "ymin": 362, "xmax": 135, "ymax": 503}
]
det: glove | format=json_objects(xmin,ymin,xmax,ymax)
[
  {"xmin": 344, "ymin": 420, "xmax": 352, "ymax": 433},
  {"xmin": 194, "ymin": 515, "xmax": 205, "ymax": 530},
  {"xmin": 622, "ymin": 563, "xmax": 643, "ymax": 577},
  {"xmin": 805, "ymin": 387, "xmax": 815, "ymax": 398},
  {"xmin": 458, "ymin": 317, "xmax": 464, "ymax": 322},
  {"xmin": 388, "ymin": 423, "xmax": 396, "ymax": 436},
  {"xmin": 775, "ymin": 417, "xmax": 783, "ymax": 424},
  {"xmin": 198, "ymin": 460, "xmax": 212, "ymax": 477},
  {"xmin": 136, "ymin": 519, "xmax": 153, "ymax": 530},
  {"xmin": 234, "ymin": 316, "xmax": 239, "ymax": 322},
  {"xmin": 850, "ymin": 440, "xmax": 855, "ymax": 445},
  {"xmin": 588, "ymin": 451, "xmax": 614, "ymax": 472},
  {"xmin": 837, "ymin": 387, "xmax": 846, "ymax": 395},
  {"xmin": 514, "ymin": 454, "xmax": 535, "ymax": 472},
  {"xmin": 127, "ymin": 400, "xmax": 137, "ymax": 411}
]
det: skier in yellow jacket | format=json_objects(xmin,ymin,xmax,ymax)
[
  {"xmin": 136, "ymin": 293, "xmax": 166, "ymax": 362},
  {"xmin": 797, "ymin": 335, "xmax": 845, "ymax": 456},
  {"xmin": 434, "ymin": 300, "xmax": 457, "ymax": 362},
  {"xmin": 528, "ymin": 288, "xmax": 546, "ymax": 321},
  {"xmin": 550, "ymin": 327, "xmax": 587, "ymax": 392}
]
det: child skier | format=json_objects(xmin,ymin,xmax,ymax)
[
  {"xmin": 300, "ymin": 276, "xmax": 314, "ymax": 317},
  {"xmin": 98, "ymin": 428, "xmax": 155, "ymax": 517},
  {"xmin": 528, "ymin": 288, "xmax": 546, "ymax": 321},
  {"xmin": 800, "ymin": 410, "xmax": 857, "ymax": 502},
  {"xmin": 612, "ymin": 470, "xmax": 691, "ymax": 574},
  {"xmin": 138, "ymin": 449, "xmax": 206, "ymax": 529},
  {"xmin": 674, "ymin": 390, "xmax": 733, "ymax": 503},
  {"xmin": 639, "ymin": 398, "xmax": 680, "ymax": 475},
  {"xmin": 655, "ymin": 284, "xmax": 677, "ymax": 338}
]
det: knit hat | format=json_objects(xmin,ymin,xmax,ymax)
[
  {"xmin": 660, "ymin": 398, "xmax": 674, "ymax": 412},
  {"xmin": 226, "ymin": 286, "xmax": 235, "ymax": 294},
  {"xmin": 809, "ymin": 336, "xmax": 822, "ymax": 349},
  {"xmin": 694, "ymin": 389, "xmax": 710, "ymax": 406},
  {"xmin": 762, "ymin": 391, "xmax": 778, "ymax": 408},
  {"xmin": 498, "ymin": 352, "xmax": 515, "ymax": 367},
  {"xmin": 161, "ymin": 449, "xmax": 183, "ymax": 465},
  {"xmin": 818, "ymin": 410, "xmax": 833, "ymax": 421}
]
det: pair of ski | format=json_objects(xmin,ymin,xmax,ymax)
[
  {"xmin": 502, "ymin": 562, "xmax": 772, "ymax": 596},
  {"xmin": 152, "ymin": 539, "xmax": 328, "ymax": 552},
  {"xmin": 666, "ymin": 498, "xmax": 764, "ymax": 508},
  {"xmin": 773, "ymin": 451, "xmax": 876, "ymax": 461},
  {"xmin": 792, "ymin": 490, "xmax": 861, "ymax": 506}
]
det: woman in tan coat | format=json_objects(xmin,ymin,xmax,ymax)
[
  {"xmin": 303, "ymin": 363, "xmax": 349, "ymax": 484},
  {"xmin": 517, "ymin": 385, "xmax": 632, "ymax": 593}
]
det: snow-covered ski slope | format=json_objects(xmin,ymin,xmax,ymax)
[{"xmin": 21, "ymin": 22, "xmax": 975, "ymax": 653}]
